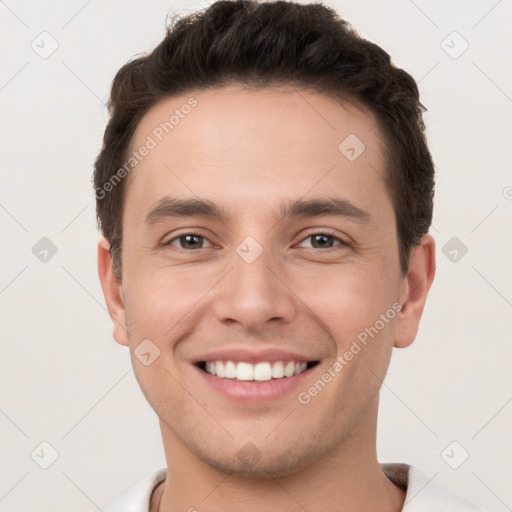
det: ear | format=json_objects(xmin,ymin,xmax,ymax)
[
  {"xmin": 394, "ymin": 234, "xmax": 436, "ymax": 348},
  {"xmin": 97, "ymin": 236, "xmax": 129, "ymax": 346}
]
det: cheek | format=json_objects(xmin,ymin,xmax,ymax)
[
  {"xmin": 123, "ymin": 262, "xmax": 214, "ymax": 336},
  {"xmin": 296, "ymin": 264, "xmax": 399, "ymax": 404},
  {"xmin": 299, "ymin": 267, "xmax": 398, "ymax": 406},
  {"xmin": 295, "ymin": 263, "xmax": 398, "ymax": 343}
]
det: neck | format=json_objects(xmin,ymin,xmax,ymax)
[{"xmin": 152, "ymin": 404, "xmax": 406, "ymax": 512}]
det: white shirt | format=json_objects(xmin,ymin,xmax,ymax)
[{"xmin": 96, "ymin": 463, "xmax": 482, "ymax": 511}]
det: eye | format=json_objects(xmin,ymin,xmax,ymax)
[
  {"xmin": 165, "ymin": 233, "xmax": 216, "ymax": 250},
  {"xmin": 296, "ymin": 231, "xmax": 348, "ymax": 250},
  {"xmin": 164, "ymin": 231, "xmax": 348, "ymax": 251}
]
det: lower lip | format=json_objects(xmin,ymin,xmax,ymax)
[{"xmin": 194, "ymin": 365, "xmax": 316, "ymax": 404}]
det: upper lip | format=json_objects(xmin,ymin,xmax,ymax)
[{"xmin": 191, "ymin": 347, "xmax": 320, "ymax": 365}]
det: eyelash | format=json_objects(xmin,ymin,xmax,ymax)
[{"xmin": 164, "ymin": 230, "xmax": 350, "ymax": 252}]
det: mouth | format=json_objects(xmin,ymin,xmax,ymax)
[
  {"xmin": 195, "ymin": 360, "xmax": 320, "ymax": 382},
  {"xmin": 190, "ymin": 348, "xmax": 322, "ymax": 403}
]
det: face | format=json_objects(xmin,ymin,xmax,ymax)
[{"xmin": 98, "ymin": 84, "xmax": 434, "ymax": 478}]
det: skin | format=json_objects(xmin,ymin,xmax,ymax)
[{"xmin": 98, "ymin": 85, "xmax": 435, "ymax": 512}]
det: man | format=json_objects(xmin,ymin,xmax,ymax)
[{"xmin": 93, "ymin": 1, "xmax": 481, "ymax": 510}]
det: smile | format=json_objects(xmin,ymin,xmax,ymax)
[{"xmin": 197, "ymin": 360, "xmax": 319, "ymax": 381}]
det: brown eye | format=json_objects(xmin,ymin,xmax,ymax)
[
  {"xmin": 310, "ymin": 234, "xmax": 336, "ymax": 249},
  {"xmin": 166, "ymin": 233, "xmax": 214, "ymax": 250},
  {"xmin": 297, "ymin": 232, "xmax": 348, "ymax": 250}
]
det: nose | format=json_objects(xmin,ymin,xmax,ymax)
[{"xmin": 212, "ymin": 242, "xmax": 298, "ymax": 331}]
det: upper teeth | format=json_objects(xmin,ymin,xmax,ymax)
[{"xmin": 204, "ymin": 361, "xmax": 309, "ymax": 381}]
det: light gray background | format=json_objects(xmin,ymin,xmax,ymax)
[{"xmin": 0, "ymin": 1, "xmax": 511, "ymax": 511}]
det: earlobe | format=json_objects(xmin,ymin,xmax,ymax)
[
  {"xmin": 394, "ymin": 234, "xmax": 436, "ymax": 349},
  {"xmin": 97, "ymin": 236, "xmax": 129, "ymax": 346}
]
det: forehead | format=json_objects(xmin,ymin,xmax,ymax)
[{"xmin": 124, "ymin": 85, "xmax": 391, "ymax": 224}]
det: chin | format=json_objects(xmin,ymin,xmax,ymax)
[
  {"xmin": 202, "ymin": 451, "xmax": 313, "ymax": 479},
  {"xmin": 183, "ymin": 432, "xmax": 326, "ymax": 479}
]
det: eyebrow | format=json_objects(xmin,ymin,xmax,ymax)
[{"xmin": 144, "ymin": 195, "xmax": 371, "ymax": 226}]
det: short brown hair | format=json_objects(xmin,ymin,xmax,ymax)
[{"xmin": 93, "ymin": 0, "xmax": 435, "ymax": 281}]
